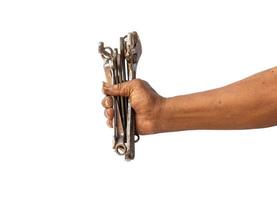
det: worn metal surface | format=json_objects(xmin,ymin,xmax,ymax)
[{"xmin": 98, "ymin": 32, "xmax": 142, "ymax": 160}]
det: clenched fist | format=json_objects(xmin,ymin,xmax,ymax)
[{"xmin": 102, "ymin": 79, "xmax": 165, "ymax": 135}]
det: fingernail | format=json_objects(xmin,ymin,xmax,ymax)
[{"xmin": 105, "ymin": 98, "xmax": 109, "ymax": 106}]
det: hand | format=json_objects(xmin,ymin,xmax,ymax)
[{"xmin": 102, "ymin": 79, "xmax": 165, "ymax": 135}]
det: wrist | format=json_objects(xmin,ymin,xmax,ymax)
[
  {"xmin": 148, "ymin": 96, "xmax": 168, "ymax": 134},
  {"xmin": 155, "ymin": 96, "xmax": 181, "ymax": 133},
  {"xmin": 156, "ymin": 93, "xmax": 208, "ymax": 132}
]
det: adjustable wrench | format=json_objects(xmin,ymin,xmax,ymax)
[{"xmin": 124, "ymin": 32, "xmax": 142, "ymax": 160}]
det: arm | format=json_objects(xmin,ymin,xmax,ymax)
[
  {"xmin": 102, "ymin": 67, "xmax": 277, "ymax": 134},
  {"xmin": 159, "ymin": 67, "xmax": 277, "ymax": 132}
]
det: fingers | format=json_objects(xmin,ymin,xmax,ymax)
[
  {"xmin": 102, "ymin": 79, "xmax": 143, "ymax": 129},
  {"xmin": 101, "ymin": 96, "xmax": 113, "ymax": 108},
  {"xmin": 104, "ymin": 108, "xmax": 114, "ymax": 120},
  {"xmin": 103, "ymin": 81, "xmax": 132, "ymax": 97},
  {"xmin": 104, "ymin": 107, "xmax": 114, "ymax": 128},
  {"xmin": 106, "ymin": 119, "xmax": 113, "ymax": 128},
  {"xmin": 102, "ymin": 96, "xmax": 114, "ymax": 128}
]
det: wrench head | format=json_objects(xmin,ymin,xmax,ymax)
[
  {"xmin": 98, "ymin": 42, "xmax": 114, "ymax": 61},
  {"xmin": 98, "ymin": 42, "xmax": 104, "ymax": 54},
  {"xmin": 125, "ymin": 31, "xmax": 142, "ymax": 65}
]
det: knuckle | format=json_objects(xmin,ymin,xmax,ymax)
[
  {"xmin": 106, "ymin": 97, "xmax": 113, "ymax": 107},
  {"xmin": 102, "ymin": 96, "xmax": 111, "ymax": 108},
  {"xmin": 106, "ymin": 108, "xmax": 114, "ymax": 119},
  {"xmin": 132, "ymin": 78, "xmax": 144, "ymax": 87},
  {"xmin": 121, "ymin": 87, "xmax": 129, "ymax": 96}
]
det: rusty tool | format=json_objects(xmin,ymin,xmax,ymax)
[{"xmin": 98, "ymin": 32, "xmax": 142, "ymax": 160}]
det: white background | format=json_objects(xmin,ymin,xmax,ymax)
[{"xmin": 0, "ymin": 0, "xmax": 277, "ymax": 199}]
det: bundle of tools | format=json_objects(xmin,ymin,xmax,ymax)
[{"xmin": 98, "ymin": 31, "xmax": 142, "ymax": 160}]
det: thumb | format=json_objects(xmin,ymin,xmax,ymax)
[{"xmin": 103, "ymin": 81, "xmax": 132, "ymax": 97}]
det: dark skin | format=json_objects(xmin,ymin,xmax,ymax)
[{"xmin": 102, "ymin": 67, "xmax": 277, "ymax": 135}]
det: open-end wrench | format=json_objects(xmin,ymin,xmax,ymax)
[{"xmin": 98, "ymin": 42, "xmax": 127, "ymax": 155}]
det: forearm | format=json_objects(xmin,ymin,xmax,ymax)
[{"xmin": 158, "ymin": 67, "xmax": 277, "ymax": 132}]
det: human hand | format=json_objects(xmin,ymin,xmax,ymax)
[{"xmin": 102, "ymin": 79, "xmax": 165, "ymax": 135}]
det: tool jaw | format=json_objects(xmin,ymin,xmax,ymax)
[{"xmin": 125, "ymin": 31, "xmax": 142, "ymax": 71}]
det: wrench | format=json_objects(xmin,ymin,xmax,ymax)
[
  {"xmin": 124, "ymin": 32, "xmax": 142, "ymax": 160},
  {"xmin": 99, "ymin": 42, "xmax": 127, "ymax": 155},
  {"xmin": 98, "ymin": 32, "xmax": 142, "ymax": 160}
]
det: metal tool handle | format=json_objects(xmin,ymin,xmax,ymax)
[{"xmin": 99, "ymin": 32, "xmax": 142, "ymax": 161}]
